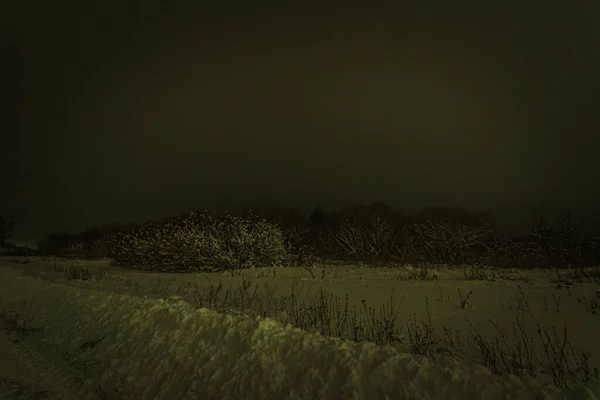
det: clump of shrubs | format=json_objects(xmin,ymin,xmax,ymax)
[
  {"xmin": 32, "ymin": 204, "xmax": 600, "ymax": 270},
  {"xmin": 108, "ymin": 210, "xmax": 286, "ymax": 273},
  {"xmin": 332, "ymin": 216, "xmax": 496, "ymax": 266}
]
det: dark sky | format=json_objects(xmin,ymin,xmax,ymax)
[{"xmin": 2, "ymin": 1, "xmax": 600, "ymax": 242}]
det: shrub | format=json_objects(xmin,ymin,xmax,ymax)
[
  {"xmin": 37, "ymin": 231, "xmax": 77, "ymax": 256},
  {"xmin": 523, "ymin": 215, "xmax": 584, "ymax": 268},
  {"xmin": 408, "ymin": 219, "xmax": 492, "ymax": 265},
  {"xmin": 475, "ymin": 233, "xmax": 524, "ymax": 268},
  {"xmin": 0, "ymin": 216, "xmax": 15, "ymax": 244},
  {"xmin": 108, "ymin": 210, "xmax": 286, "ymax": 272},
  {"xmin": 333, "ymin": 215, "xmax": 399, "ymax": 260}
]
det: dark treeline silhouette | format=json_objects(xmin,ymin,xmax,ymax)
[{"xmin": 28, "ymin": 202, "xmax": 600, "ymax": 270}]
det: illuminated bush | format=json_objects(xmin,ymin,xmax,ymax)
[{"xmin": 108, "ymin": 210, "xmax": 286, "ymax": 272}]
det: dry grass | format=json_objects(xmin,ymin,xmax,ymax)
[{"xmin": 2, "ymin": 260, "xmax": 599, "ymax": 398}]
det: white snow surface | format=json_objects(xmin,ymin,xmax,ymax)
[{"xmin": 0, "ymin": 260, "xmax": 598, "ymax": 400}]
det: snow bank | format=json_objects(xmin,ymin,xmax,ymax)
[{"xmin": 0, "ymin": 268, "xmax": 597, "ymax": 400}]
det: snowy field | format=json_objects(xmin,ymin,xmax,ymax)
[{"xmin": 0, "ymin": 257, "xmax": 599, "ymax": 399}]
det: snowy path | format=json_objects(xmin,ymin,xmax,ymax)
[{"xmin": 0, "ymin": 264, "xmax": 597, "ymax": 400}]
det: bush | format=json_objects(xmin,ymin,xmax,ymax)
[
  {"xmin": 408, "ymin": 219, "xmax": 492, "ymax": 265},
  {"xmin": 475, "ymin": 233, "xmax": 524, "ymax": 268},
  {"xmin": 108, "ymin": 210, "xmax": 286, "ymax": 272},
  {"xmin": 333, "ymin": 215, "xmax": 399, "ymax": 260},
  {"xmin": 0, "ymin": 216, "xmax": 15, "ymax": 244},
  {"xmin": 37, "ymin": 231, "xmax": 77, "ymax": 256},
  {"xmin": 522, "ymin": 215, "xmax": 584, "ymax": 268}
]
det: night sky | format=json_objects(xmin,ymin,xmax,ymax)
[{"xmin": 2, "ymin": 1, "xmax": 600, "ymax": 242}]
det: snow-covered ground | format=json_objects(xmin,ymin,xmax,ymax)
[{"xmin": 0, "ymin": 257, "xmax": 599, "ymax": 399}]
